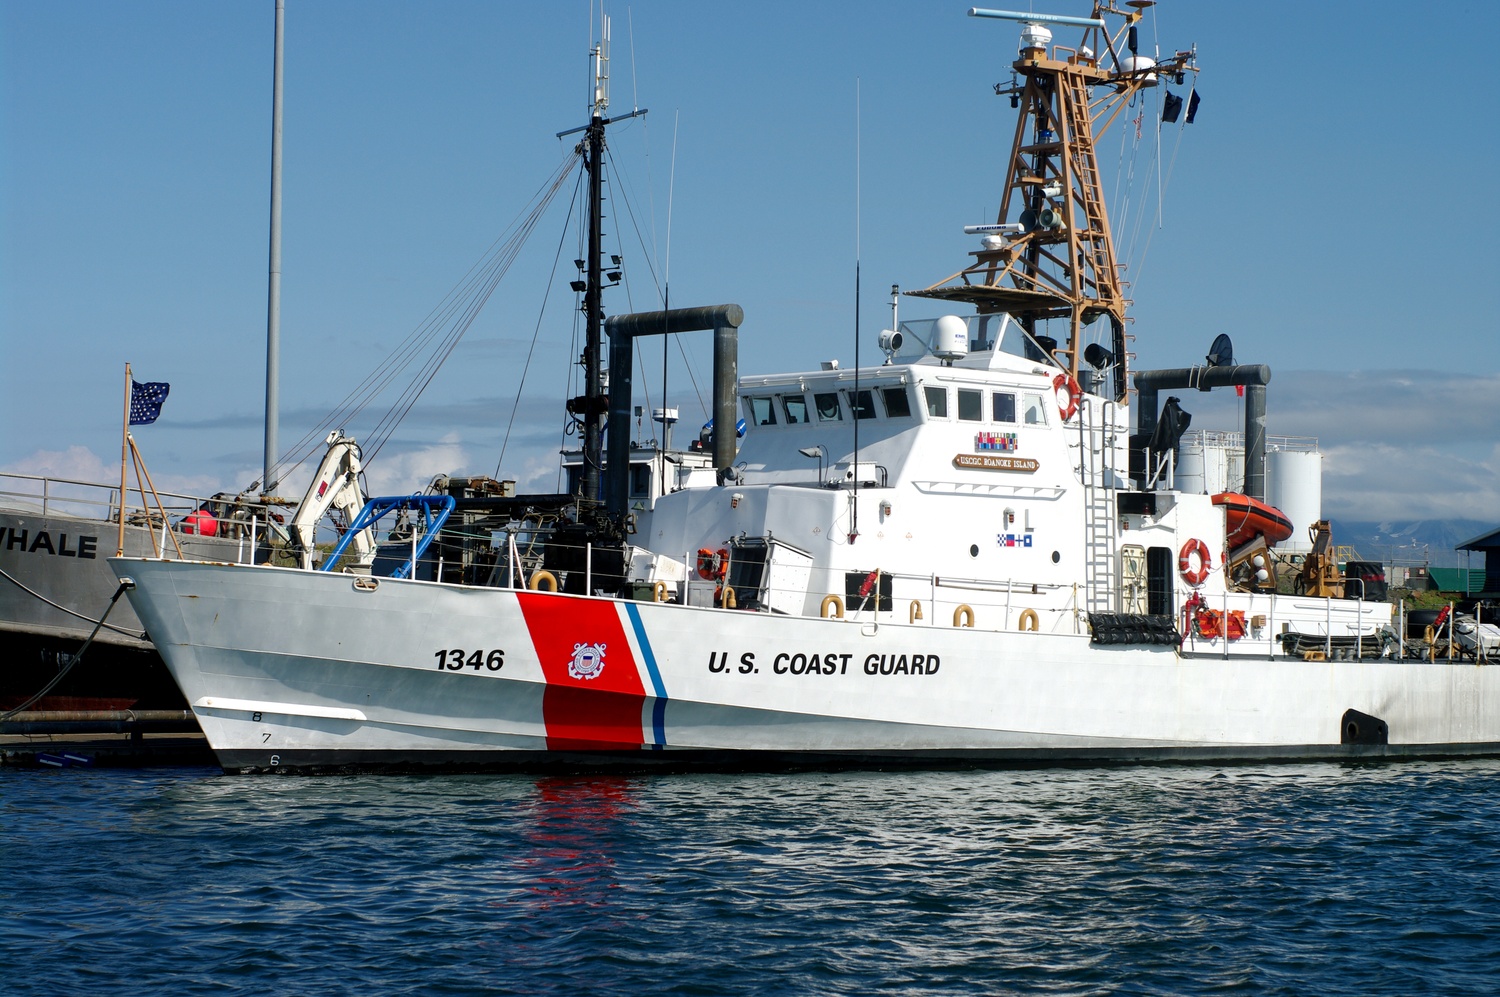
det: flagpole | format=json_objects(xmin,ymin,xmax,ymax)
[
  {"xmin": 262, "ymin": 0, "xmax": 285, "ymax": 497},
  {"xmin": 118, "ymin": 362, "xmax": 131, "ymax": 556}
]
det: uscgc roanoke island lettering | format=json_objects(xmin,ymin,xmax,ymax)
[
  {"xmin": 953, "ymin": 453, "xmax": 1039, "ymax": 473},
  {"xmin": 1, "ymin": 527, "xmax": 99, "ymax": 559}
]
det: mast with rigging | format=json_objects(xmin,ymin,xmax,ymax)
[{"xmin": 561, "ymin": 14, "xmax": 644, "ymax": 506}]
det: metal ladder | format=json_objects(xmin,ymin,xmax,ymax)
[
  {"xmin": 1059, "ymin": 71, "xmax": 1118, "ymax": 294},
  {"xmin": 1078, "ymin": 396, "xmax": 1118, "ymax": 614}
]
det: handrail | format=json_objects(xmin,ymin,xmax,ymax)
[{"xmin": 0, "ymin": 470, "xmax": 289, "ymax": 522}]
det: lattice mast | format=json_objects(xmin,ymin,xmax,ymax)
[{"xmin": 913, "ymin": 3, "xmax": 1196, "ymax": 400}]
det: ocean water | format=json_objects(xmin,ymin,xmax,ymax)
[{"xmin": 3, "ymin": 762, "xmax": 1499, "ymax": 996}]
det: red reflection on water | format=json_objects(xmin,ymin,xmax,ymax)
[{"xmin": 511, "ymin": 776, "xmax": 638, "ymax": 911}]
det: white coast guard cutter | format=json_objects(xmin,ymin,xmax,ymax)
[{"xmin": 113, "ymin": 5, "xmax": 1500, "ymax": 772}]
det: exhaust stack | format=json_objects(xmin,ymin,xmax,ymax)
[{"xmin": 603, "ymin": 304, "xmax": 745, "ymax": 517}]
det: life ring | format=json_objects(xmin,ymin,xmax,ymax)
[
  {"xmin": 1018, "ymin": 608, "xmax": 1039, "ymax": 632},
  {"xmin": 821, "ymin": 594, "xmax": 845, "ymax": 619},
  {"xmin": 953, "ymin": 604, "xmax": 975, "ymax": 628},
  {"xmin": 696, "ymin": 547, "xmax": 729, "ymax": 580},
  {"xmin": 1178, "ymin": 539, "xmax": 1212, "ymax": 586},
  {"xmin": 529, "ymin": 569, "xmax": 558, "ymax": 592},
  {"xmin": 1052, "ymin": 372, "xmax": 1080, "ymax": 421}
]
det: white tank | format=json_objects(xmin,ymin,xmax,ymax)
[
  {"xmin": 933, "ymin": 315, "xmax": 969, "ymax": 362},
  {"xmin": 1267, "ymin": 449, "xmax": 1323, "ymax": 553},
  {"xmin": 1175, "ymin": 432, "xmax": 1241, "ymax": 494},
  {"xmin": 1225, "ymin": 448, "xmax": 1245, "ymax": 494},
  {"xmin": 1177, "ymin": 438, "xmax": 1206, "ymax": 494}
]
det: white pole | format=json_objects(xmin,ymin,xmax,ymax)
[
  {"xmin": 262, "ymin": 0, "xmax": 285, "ymax": 496},
  {"xmin": 1356, "ymin": 591, "xmax": 1363, "ymax": 659},
  {"xmin": 1325, "ymin": 596, "xmax": 1332, "ymax": 661}
]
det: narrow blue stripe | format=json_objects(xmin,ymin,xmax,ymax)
[{"xmin": 624, "ymin": 602, "xmax": 667, "ymax": 746}]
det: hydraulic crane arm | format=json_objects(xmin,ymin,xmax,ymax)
[{"xmin": 288, "ymin": 431, "xmax": 374, "ymax": 570}]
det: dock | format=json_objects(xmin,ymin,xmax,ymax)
[{"xmin": 1, "ymin": 710, "xmax": 214, "ymax": 768}]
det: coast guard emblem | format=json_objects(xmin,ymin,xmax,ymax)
[{"xmin": 568, "ymin": 642, "xmax": 607, "ymax": 681}]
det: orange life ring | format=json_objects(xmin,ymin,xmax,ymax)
[
  {"xmin": 1178, "ymin": 538, "xmax": 1212, "ymax": 586},
  {"xmin": 696, "ymin": 547, "xmax": 729, "ymax": 580},
  {"xmin": 1052, "ymin": 372, "xmax": 1080, "ymax": 421}
]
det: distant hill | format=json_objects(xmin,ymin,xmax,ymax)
[{"xmin": 1327, "ymin": 519, "xmax": 1495, "ymax": 568}]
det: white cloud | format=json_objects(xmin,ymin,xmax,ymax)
[
  {"xmin": 360, "ymin": 433, "xmax": 471, "ymax": 496},
  {"xmin": 1321, "ymin": 440, "xmax": 1500, "ymax": 521},
  {"xmin": 8, "ymin": 370, "xmax": 1497, "ymax": 528},
  {"xmin": 1270, "ymin": 370, "xmax": 1500, "ymax": 445},
  {"xmin": 1157, "ymin": 369, "xmax": 1500, "ymax": 523},
  {"xmin": 2, "ymin": 445, "xmax": 113, "ymax": 482}
]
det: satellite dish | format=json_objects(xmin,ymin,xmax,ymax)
[{"xmin": 1206, "ymin": 333, "xmax": 1235, "ymax": 367}]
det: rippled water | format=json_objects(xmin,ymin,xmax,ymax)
[{"xmin": 4, "ymin": 762, "xmax": 1499, "ymax": 995}]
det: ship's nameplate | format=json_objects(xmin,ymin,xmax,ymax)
[{"xmin": 953, "ymin": 454, "xmax": 1039, "ymax": 473}]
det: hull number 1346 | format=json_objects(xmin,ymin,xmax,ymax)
[{"xmin": 434, "ymin": 649, "xmax": 506, "ymax": 671}]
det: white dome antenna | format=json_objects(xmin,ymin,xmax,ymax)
[{"xmin": 933, "ymin": 315, "xmax": 970, "ymax": 365}]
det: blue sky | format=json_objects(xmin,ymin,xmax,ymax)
[{"xmin": 3, "ymin": 1, "xmax": 1497, "ymax": 525}]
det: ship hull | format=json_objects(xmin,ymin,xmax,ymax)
[
  {"xmin": 114, "ymin": 558, "xmax": 1500, "ymax": 773},
  {"xmin": 2, "ymin": 508, "xmax": 250, "ymax": 712}
]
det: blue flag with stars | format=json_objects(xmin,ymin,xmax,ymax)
[{"xmin": 129, "ymin": 380, "xmax": 170, "ymax": 425}]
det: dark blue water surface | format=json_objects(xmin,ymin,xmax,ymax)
[{"xmin": 4, "ymin": 761, "xmax": 1500, "ymax": 996}]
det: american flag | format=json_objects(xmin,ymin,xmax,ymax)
[{"xmin": 129, "ymin": 380, "xmax": 170, "ymax": 425}]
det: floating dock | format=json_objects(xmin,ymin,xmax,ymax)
[{"xmin": 1, "ymin": 710, "xmax": 213, "ymax": 768}]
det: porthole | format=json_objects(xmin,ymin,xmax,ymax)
[
  {"xmin": 970, "ymin": 544, "xmax": 980, "ymax": 558},
  {"xmin": 1052, "ymin": 551, "xmax": 1061, "ymax": 563}
]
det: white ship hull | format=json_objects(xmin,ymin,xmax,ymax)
[{"xmin": 115, "ymin": 558, "xmax": 1500, "ymax": 772}]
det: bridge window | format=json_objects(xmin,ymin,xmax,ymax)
[
  {"xmin": 629, "ymin": 463, "xmax": 652, "ymax": 498},
  {"xmin": 747, "ymin": 396, "xmax": 777, "ymax": 426},
  {"xmin": 782, "ymin": 394, "xmax": 809, "ymax": 424},
  {"xmin": 881, "ymin": 386, "xmax": 912, "ymax": 418},
  {"xmin": 814, "ymin": 392, "xmax": 842, "ymax": 421},
  {"xmin": 991, "ymin": 391, "xmax": 1016, "ymax": 423},
  {"xmin": 1023, "ymin": 392, "xmax": 1048, "ymax": 426},
  {"xmin": 923, "ymin": 386, "xmax": 947, "ymax": 418},
  {"xmin": 957, "ymin": 388, "xmax": 982, "ymax": 422},
  {"xmin": 846, "ymin": 389, "xmax": 876, "ymax": 420}
]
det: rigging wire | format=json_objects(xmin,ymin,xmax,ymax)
[
  {"xmin": 278, "ymin": 152, "xmax": 577, "ymax": 466},
  {"xmin": 851, "ymin": 77, "xmax": 861, "ymax": 544},
  {"xmin": 605, "ymin": 144, "xmax": 706, "ymax": 420},
  {"xmin": 605, "ymin": 149, "xmax": 657, "ymax": 438},
  {"xmin": 1129, "ymin": 90, "xmax": 1191, "ymax": 299},
  {"xmin": 494, "ymin": 167, "xmax": 586, "ymax": 477},
  {"xmin": 265, "ymin": 150, "xmax": 580, "ymax": 484},
  {"xmin": 363, "ymin": 156, "xmax": 580, "ymax": 465}
]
